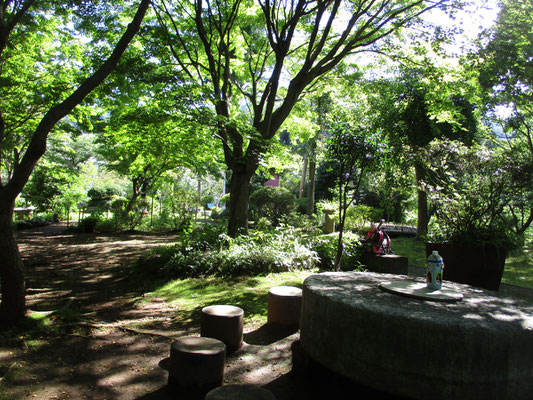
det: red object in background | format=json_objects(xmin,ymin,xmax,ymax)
[
  {"xmin": 264, "ymin": 174, "xmax": 280, "ymax": 187},
  {"xmin": 364, "ymin": 219, "xmax": 392, "ymax": 254}
]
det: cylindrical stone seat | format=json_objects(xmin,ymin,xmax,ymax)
[
  {"xmin": 267, "ymin": 286, "xmax": 302, "ymax": 327},
  {"xmin": 168, "ymin": 336, "xmax": 226, "ymax": 399},
  {"xmin": 201, "ymin": 305, "xmax": 244, "ymax": 353},
  {"xmin": 205, "ymin": 384, "xmax": 276, "ymax": 399}
]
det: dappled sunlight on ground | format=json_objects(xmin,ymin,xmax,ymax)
[{"xmin": 1, "ymin": 224, "xmax": 314, "ymax": 400}]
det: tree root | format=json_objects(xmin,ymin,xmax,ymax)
[{"xmin": 68, "ymin": 321, "xmax": 174, "ymax": 339}]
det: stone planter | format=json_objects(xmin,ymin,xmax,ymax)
[{"xmin": 425, "ymin": 242, "xmax": 507, "ymax": 291}]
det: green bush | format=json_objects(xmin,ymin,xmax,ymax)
[
  {"xmin": 311, "ymin": 235, "xmax": 337, "ymax": 270},
  {"xmin": 297, "ymin": 198, "xmax": 308, "ymax": 214},
  {"xmin": 255, "ymin": 217, "xmax": 273, "ymax": 231},
  {"xmin": 78, "ymin": 216, "xmax": 99, "ymax": 233},
  {"xmin": 13, "ymin": 215, "xmax": 50, "ymax": 230},
  {"xmin": 249, "ymin": 186, "xmax": 297, "ymax": 226},
  {"xmin": 338, "ymin": 233, "xmax": 364, "ymax": 271},
  {"xmin": 132, "ymin": 226, "xmax": 318, "ymax": 279},
  {"xmin": 95, "ymin": 218, "xmax": 118, "ymax": 233},
  {"xmin": 344, "ymin": 204, "xmax": 383, "ymax": 234},
  {"xmin": 219, "ymin": 193, "xmax": 230, "ymax": 206},
  {"xmin": 210, "ymin": 207, "xmax": 228, "ymax": 220},
  {"xmin": 215, "ymin": 229, "xmax": 318, "ymax": 276},
  {"xmin": 87, "ymin": 185, "xmax": 124, "ymax": 212},
  {"xmin": 279, "ymin": 212, "xmax": 319, "ymax": 233},
  {"xmin": 310, "ymin": 232, "xmax": 364, "ymax": 271},
  {"xmin": 201, "ymin": 194, "xmax": 215, "ymax": 209}
]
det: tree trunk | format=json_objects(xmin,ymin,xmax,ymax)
[
  {"xmin": 299, "ymin": 157, "xmax": 308, "ymax": 199},
  {"xmin": 415, "ymin": 163, "xmax": 428, "ymax": 239},
  {"xmin": 197, "ymin": 178, "xmax": 202, "ymax": 218},
  {"xmin": 334, "ymin": 181, "xmax": 348, "ymax": 272},
  {"xmin": 306, "ymin": 160, "xmax": 316, "ymax": 215},
  {"xmin": 197, "ymin": 179, "xmax": 202, "ymax": 204},
  {"xmin": 227, "ymin": 165, "xmax": 255, "ymax": 237},
  {"xmin": 0, "ymin": 0, "xmax": 150, "ymax": 325},
  {"xmin": 334, "ymin": 208, "xmax": 345, "ymax": 271},
  {"xmin": 0, "ymin": 197, "xmax": 25, "ymax": 322}
]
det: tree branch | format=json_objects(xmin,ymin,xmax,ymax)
[
  {"xmin": 0, "ymin": 0, "xmax": 35, "ymax": 57},
  {"xmin": 2, "ymin": 0, "xmax": 151, "ymax": 201}
]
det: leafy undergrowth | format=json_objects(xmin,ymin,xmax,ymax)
[{"xmin": 140, "ymin": 270, "xmax": 318, "ymax": 328}]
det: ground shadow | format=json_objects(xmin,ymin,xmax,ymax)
[
  {"xmin": 244, "ymin": 323, "xmax": 299, "ymax": 345},
  {"xmin": 135, "ymin": 386, "xmax": 173, "ymax": 400},
  {"xmin": 265, "ymin": 343, "xmax": 414, "ymax": 400}
]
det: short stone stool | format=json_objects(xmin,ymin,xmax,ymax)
[
  {"xmin": 205, "ymin": 384, "xmax": 276, "ymax": 400},
  {"xmin": 201, "ymin": 305, "xmax": 244, "ymax": 353},
  {"xmin": 168, "ymin": 336, "xmax": 226, "ymax": 399},
  {"xmin": 267, "ymin": 286, "xmax": 302, "ymax": 327}
]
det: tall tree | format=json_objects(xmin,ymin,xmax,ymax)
[
  {"xmin": 0, "ymin": 0, "xmax": 151, "ymax": 324},
  {"xmin": 477, "ymin": 0, "xmax": 533, "ymax": 236},
  {"xmin": 153, "ymin": 0, "xmax": 450, "ymax": 236},
  {"xmin": 94, "ymin": 49, "xmax": 222, "ymax": 219},
  {"xmin": 363, "ymin": 45, "xmax": 481, "ymax": 237},
  {"xmin": 325, "ymin": 121, "xmax": 383, "ymax": 270},
  {"xmin": 306, "ymin": 93, "xmax": 332, "ymax": 215}
]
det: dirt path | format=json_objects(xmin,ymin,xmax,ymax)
[{"xmin": 2, "ymin": 224, "xmax": 351, "ymax": 400}]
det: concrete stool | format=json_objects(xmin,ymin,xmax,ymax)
[
  {"xmin": 267, "ymin": 286, "xmax": 302, "ymax": 327},
  {"xmin": 361, "ymin": 253, "xmax": 408, "ymax": 275},
  {"xmin": 205, "ymin": 384, "xmax": 276, "ymax": 400},
  {"xmin": 168, "ymin": 336, "xmax": 226, "ymax": 399},
  {"xmin": 201, "ymin": 305, "xmax": 244, "ymax": 353}
]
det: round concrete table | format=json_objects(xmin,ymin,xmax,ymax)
[{"xmin": 300, "ymin": 272, "xmax": 533, "ymax": 400}]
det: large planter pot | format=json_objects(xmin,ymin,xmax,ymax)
[{"xmin": 426, "ymin": 242, "xmax": 507, "ymax": 291}]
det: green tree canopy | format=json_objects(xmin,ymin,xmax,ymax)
[
  {"xmin": 0, "ymin": 0, "xmax": 151, "ymax": 324},
  {"xmin": 152, "ymin": 0, "xmax": 453, "ymax": 236}
]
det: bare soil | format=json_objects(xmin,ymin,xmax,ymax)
[{"xmin": 0, "ymin": 223, "xmax": 362, "ymax": 400}]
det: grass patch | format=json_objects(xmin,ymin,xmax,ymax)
[
  {"xmin": 392, "ymin": 236, "xmax": 533, "ymax": 290},
  {"xmin": 142, "ymin": 270, "xmax": 317, "ymax": 328},
  {"xmin": 502, "ymin": 241, "xmax": 533, "ymax": 288},
  {"xmin": 391, "ymin": 237, "xmax": 426, "ymax": 268},
  {"xmin": 0, "ymin": 306, "xmax": 88, "ymax": 351}
]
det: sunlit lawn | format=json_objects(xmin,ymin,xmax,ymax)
[
  {"xmin": 392, "ymin": 237, "xmax": 533, "ymax": 290},
  {"xmin": 142, "ymin": 270, "xmax": 317, "ymax": 328},
  {"xmin": 502, "ymin": 242, "xmax": 533, "ymax": 288}
]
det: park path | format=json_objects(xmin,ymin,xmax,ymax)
[
  {"xmin": 2, "ymin": 224, "xmax": 185, "ymax": 399},
  {"xmin": 2, "ymin": 224, "xmax": 341, "ymax": 400}
]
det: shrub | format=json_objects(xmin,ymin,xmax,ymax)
[
  {"xmin": 132, "ymin": 226, "xmax": 319, "ymax": 279},
  {"xmin": 255, "ymin": 217, "xmax": 273, "ymax": 231},
  {"xmin": 201, "ymin": 194, "xmax": 215, "ymax": 209},
  {"xmin": 215, "ymin": 228, "xmax": 319, "ymax": 276},
  {"xmin": 210, "ymin": 207, "xmax": 228, "ymax": 220},
  {"xmin": 95, "ymin": 218, "xmax": 118, "ymax": 233},
  {"xmin": 249, "ymin": 186, "xmax": 297, "ymax": 226},
  {"xmin": 78, "ymin": 216, "xmax": 99, "ymax": 233},
  {"xmin": 338, "ymin": 233, "xmax": 365, "ymax": 271},
  {"xmin": 310, "ymin": 231, "xmax": 364, "ymax": 271},
  {"xmin": 344, "ymin": 204, "xmax": 383, "ymax": 234},
  {"xmin": 279, "ymin": 212, "xmax": 319, "ymax": 233},
  {"xmin": 297, "ymin": 198, "xmax": 308, "ymax": 214},
  {"xmin": 219, "ymin": 193, "xmax": 230, "ymax": 206},
  {"xmin": 87, "ymin": 185, "xmax": 124, "ymax": 211},
  {"xmin": 311, "ymin": 235, "xmax": 337, "ymax": 270},
  {"xmin": 13, "ymin": 216, "xmax": 50, "ymax": 230}
]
